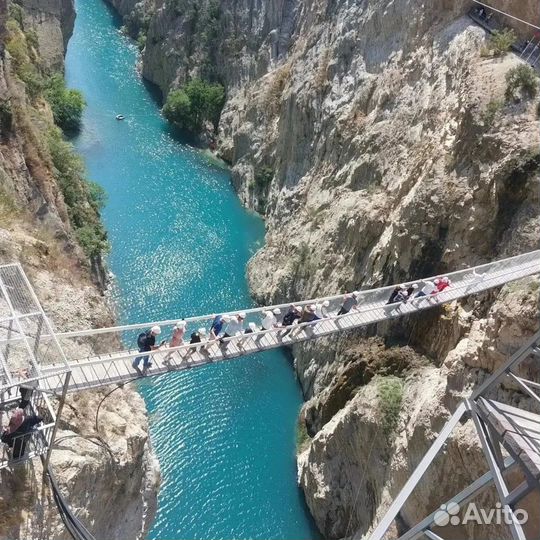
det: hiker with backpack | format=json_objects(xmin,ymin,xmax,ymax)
[
  {"xmin": 133, "ymin": 325, "xmax": 163, "ymax": 375},
  {"xmin": 184, "ymin": 327, "xmax": 208, "ymax": 361}
]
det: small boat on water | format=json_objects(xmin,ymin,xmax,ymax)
[{"xmin": 116, "ymin": 114, "xmax": 125, "ymax": 121}]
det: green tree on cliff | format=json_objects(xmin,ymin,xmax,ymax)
[
  {"xmin": 162, "ymin": 79, "xmax": 225, "ymax": 134},
  {"xmin": 45, "ymin": 74, "xmax": 86, "ymax": 132}
]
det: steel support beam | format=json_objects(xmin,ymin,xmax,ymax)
[
  {"xmin": 42, "ymin": 371, "xmax": 70, "ymax": 479},
  {"xmin": 469, "ymin": 401, "xmax": 526, "ymax": 540},
  {"xmin": 396, "ymin": 457, "xmax": 516, "ymax": 540},
  {"xmin": 360, "ymin": 403, "xmax": 468, "ymax": 540}
]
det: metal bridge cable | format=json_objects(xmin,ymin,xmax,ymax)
[
  {"xmin": 472, "ymin": 0, "xmax": 540, "ymax": 31},
  {"xmin": 53, "ymin": 434, "xmax": 118, "ymax": 464},
  {"xmin": 46, "ymin": 467, "xmax": 96, "ymax": 540},
  {"xmin": 52, "ymin": 250, "xmax": 540, "ymax": 339},
  {"xmin": 55, "ymin": 257, "xmax": 540, "ymax": 371}
]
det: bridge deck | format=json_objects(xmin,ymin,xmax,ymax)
[{"xmin": 35, "ymin": 251, "xmax": 540, "ymax": 395}]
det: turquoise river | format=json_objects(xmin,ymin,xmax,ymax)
[{"xmin": 65, "ymin": 0, "xmax": 319, "ymax": 538}]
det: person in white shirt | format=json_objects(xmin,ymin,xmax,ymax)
[
  {"xmin": 260, "ymin": 308, "xmax": 280, "ymax": 331},
  {"xmin": 467, "ymin": 269, "xmax": 487, "ymax": 292},
  {"xmin": 416, "ymin": 281, "xmax": 436, "ymax": 297},
  {"xmin": 255, "ymin": 308, "xmax": 281, "ymax": 343},
  {"xmin": 315, "ymin": 300, "xmax": 330, "ymax": 319},
  {"xmin": 221, "ymin": 313, "xmax": 246, "ymax": 351}
]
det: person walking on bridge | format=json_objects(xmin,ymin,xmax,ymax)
[
  {"xmin": 221, "ymin": 313, "xmax": 246, "ymax": 351},
  {"xmin": 389, "ymin": 288, "xmax": 409, "ymax": 313},
  {"xmin": 164, "ymin": 320, "xmax": 187, "ymax": 364},
  {"xmin": 292, "ymin": 304, "xmax": 318, "ymax": 337},
  {"xmin": 255, "ymin": 308, "xmax": 281, "ymax": 344},
  {"xmin": 261, "ymin": 308, "xmax": 281, "ymax": 331},
  {"xmin": 337, "ymin": 291, "xmax": 361, "ymax": 315},
  {"xmin": 315, "ymin": 300, "xmax": 330, "ymax": 319},
  {"xmin": 133, "ymin": 325, "xmax": 162, "ymax": 376},
  {"xmin": 414, "ymin": 280, "xmax": 436, "ymax": 304},
  {"xmin": 436, "ymin": 276, "xmax": 451, "ymax": 293},
  {"xmin": 184, "ymin": 327, "xmax": 207, "ymax": 361},
  {"xmin": 280, "ymin": 305, "xmax": 301, "ymax": 338},
  {"xmin": 210, "ymin": 314, "xmax": 229, "ymax": 340},
  {"xmin": 387, "ymin": 285, "xmax": 406, "ymax": 305}
]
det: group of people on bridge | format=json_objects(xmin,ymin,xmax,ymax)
[{"xmin": 132, "ymin": 276, "xmax": 453, "ymax": 375}]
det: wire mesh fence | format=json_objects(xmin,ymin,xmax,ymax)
[{"xmin": 0, "ymin": 264, "xmax": 70, "ymax": 393}]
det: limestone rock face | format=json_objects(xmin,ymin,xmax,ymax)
[
  {"xmin": 18, "ymin": 0, "xmax": 75, "ymax": 71},
  {"xmin": 113, "ymin": 0, "xmax": 540, "ymax": 537},
  {"xmin": 298, "ymin": 276, "xmax": 539, "ymax": 539},
  {"xmin": 0, "ymin": 194, "xmax": 161, "ymax": 540}
]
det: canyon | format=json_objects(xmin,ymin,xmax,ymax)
[
  {"xmin": 0, "ymin": 0, "xmax": 539, "ymax": 537},
  {"xmin": 108, "ymin": 0, "xmax": 540, "ymax": 537},
  {"xmin": 0, "ymin": 0, "xmax": 159, "ymax": 538}
]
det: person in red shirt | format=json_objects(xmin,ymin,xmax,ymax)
[{"xmin": 436, "ymin": 276, "xmax": 451, "ymax": 293}]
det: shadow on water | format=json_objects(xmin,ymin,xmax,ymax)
[
  {"xmin": 101, "ymin": 0, "xmax": 124, "ymax": 28},
  {"xmin": 142, "ymin": 77, "xmax": 164, "ymax": 106}
]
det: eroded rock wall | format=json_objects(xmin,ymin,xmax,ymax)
[{"xmin": 18, "ymin": 0, "xmax": 75, "ymax": 71}]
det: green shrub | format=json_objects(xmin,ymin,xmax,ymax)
[
  {"xmin": 377, "ymin": 376, "xmax": 404, "ymax": 438},
  {"xmin": 162, "ymin": 79, "xmax": 225, "ymax": 134},
  {"xmin": 24, "ymin": 29, "xmax": 39, "ymax": 52},
  {"xmin": 254, "ymin": 166, "xmax": 273, "ymax": 190},
  {"xmin": 5, "ymin": 24, "xmax": 28, "ymax": 68},
  {"xmin": 481, "ymin": 99, "xmax": 503, "ymax": 127},
  {"xmin": 87, "ymin": 181, "xmax": 107, "ymax": 210},
  {"xmin": 489, "ymin": 28, "xmax": 516, "ymax": 56},
  {"xmin": 505, "ymin": 65, "xmax": 538, "ymax": 102},
  {"xmin": 5, "ymin": 18, "xmax": 45, "ymax": 99},
  {"xmin": 18, "ymin": 63, "xmax": 44, "ymax": 98},
  {"xmin": 47, "ymin": 128, "xmax": 109, "ymax": 258},
  {"xmin": 163, "ymin": 89, "xmax": 192, "ymax": 127},
  {"xmin": 0, "ymin": 100, "xmax": 13, "ymax": 133},
  {"xmin": 136, "ymin": 33, "xmax": 146, "ymax": 51},
  {"xmin": 45, "ymin": 74, "xmax": 86, "ymax": 131},
  {"xmin": 8, "ymin": 4, "xmax": 24, "ymax": 27},
  {"xmin": 0, "ymin": 187, "xmax": 19, "ymax": 225},
  {"xmin": 75, "ymin": 225, "xmax": 109, "ymax": 258}
]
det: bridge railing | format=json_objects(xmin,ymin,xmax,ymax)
[
  {"xmin": 0, "ymin": 422, "xmax": 55, "ymax": 469},
  {"xmin": 33, "ymin": 250, "xmax": 540, "ymax": 392}
]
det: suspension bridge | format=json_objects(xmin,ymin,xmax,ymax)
[{"xmin": 0, "ymin": 249, "xmax": 538, "ymax": 468}]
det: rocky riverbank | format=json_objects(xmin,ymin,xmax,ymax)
[{"xmin": 0, "ymin": 0, "xmax": 160, "ymax": 538}]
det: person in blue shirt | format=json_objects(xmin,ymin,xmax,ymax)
[{"xmin": 209, "ymin": 314, "xmax": 229, "ymax": 340}]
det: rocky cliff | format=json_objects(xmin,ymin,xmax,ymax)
[
  {"xmin": 104, "ymin": 0, "xmax": 539, "ymax": 537},
  {"xmin": 16, "ymin": 0, "xmax": 75, "ymax": 71},
  {"xmin": 0, "ymin": 1, "xmax": 159, "ymax": 538}
]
